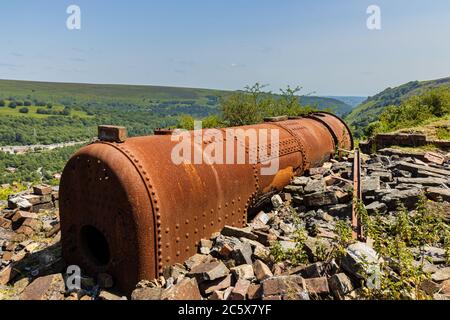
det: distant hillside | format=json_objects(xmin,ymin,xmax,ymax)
[
  {"xmin": 298, "ymin": 96, "xmax": 352, "ymax": 117},
  {"xmin": 0, "ymin": 79, "xmax": 353, "ymax": 146},
  {"xmin": 0, "ymin": 79, "xmax": 352, "ymax": 117},
  {"xmin": 325, "ymin": 96, "xmax": 367, "ymax": 108},
  {"xmin": 346, "ymin": 77, "xmax": 450, "ymax": 135}
]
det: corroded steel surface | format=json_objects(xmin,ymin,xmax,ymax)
[{"xmin": 59, "ymin": 113, "xmax": 353, "ymax": 294}]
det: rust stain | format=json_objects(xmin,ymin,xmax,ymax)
[{"xmin": 263, "ymin": 166, "xmax": 294, "ymax": 193}]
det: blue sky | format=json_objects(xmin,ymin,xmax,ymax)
[{"xmin": 0, "ymin": 0, "xmax": 449, "ymax": 96}]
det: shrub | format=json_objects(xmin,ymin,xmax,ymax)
[
  {"xmin": 19, "ymin": 107, "xmax": 29, "ymax": 114},
  {"xmin": 8, "ymin": 102, "xmax": 17, "ymax": 108}
]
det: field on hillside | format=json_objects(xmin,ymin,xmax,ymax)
[
  {"xmin": 346, "ymin": 77, "xmax": 450, "ymax": 136},
  {"xmin": 0, "ymin": 79, "xmax": 353, "ymax": 147}
]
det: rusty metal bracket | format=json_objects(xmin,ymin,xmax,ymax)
[{"xmin": 352, "ymin": 148, "xmax": 364, "ymax": 241}]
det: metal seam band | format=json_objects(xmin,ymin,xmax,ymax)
[{"xmin": 96, "ymin": 141, "xmax": 162, "ymax": 276}]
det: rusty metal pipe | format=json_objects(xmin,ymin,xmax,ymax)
[{"xmin": 59, "ymin": 112, "xmax": 353, "ymax": 294}]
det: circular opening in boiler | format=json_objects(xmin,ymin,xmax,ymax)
[{"xmin": 80, "ymin": 225, "xmax": 111, "ymax": 266}]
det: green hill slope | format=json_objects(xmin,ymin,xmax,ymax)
[
  {"xmin": 346, "ymin": 77, "xmax": 450, "ymax": 136},
  {"xmin": 0, "ymin": 79, "xmax": 352, "ymax": 117},
  {"xmin": 0, "ymin": 79, "xmax": 352, "ymax": 146}
]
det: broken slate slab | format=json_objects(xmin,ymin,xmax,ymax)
[
  {"xmin": 188, "ymin": 261, "xmax": 230, "ymax": 282},
  {"xmin": 303, "ymin": 191, "xmax": 338, "ymax": 207},
  {"xmin": 341, "ymin": 242, "xmax": 382, "ymax": 280},
  {"xmin": 221, "ymin": 226, "xmax": 258, "ymax": 240},
  {"xmin": 426, "ymin": 188, "xmax": 450, "ymax": 203}
]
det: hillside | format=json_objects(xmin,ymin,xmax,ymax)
[
  {"xmin": 0, "ymin": 79, "xmax": 353, "ymax": 147},
  {"xmin": 299, "ymin": 96, "xmax": 353, "ymax": 116},
  {"xmin": 324, "ymin": 96, "xmax": 367, "ymax": 109},
  {"xmin": 0, "ymin": 79, "xmax": 352, "ymax": 120},
  {"xmin": 346, "ymin": 77, "xmax": 450, "ymax": 136}
]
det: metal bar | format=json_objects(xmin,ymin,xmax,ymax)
[{"xmin": 351, "ymin": 148, "xmax": 363, "ymax": 240}]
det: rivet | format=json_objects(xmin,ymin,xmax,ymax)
[
  {"xmin": 185, "ymin": 247, "xmax": 190, "ymax": 252},
  {"xmin": 176, "ymin": 237, "xmax": 180, "ymax": 243},
  {"xmin": 185, "ymin": 233, "xmax": 189, "ymax": 238},
  {"xmin": 176, "ymin": 224, "xmax": 180, "ymax": 229},
  {"xmin": 194, "ymin": 228, "xmax": 198, "ymax": 234},
  {"xmin": 185, "ymin": 219, "xmax": 189, "ymax": 224},
  {"xmin": 165, "ymin": 228, "xmax": 170, "ymax": 233}
]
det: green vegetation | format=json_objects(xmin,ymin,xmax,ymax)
[
  {"xmin": 361, "ymin": 88, "xmax": 450, "ymax": 138},
  {"xmin": 0, "ymin": 145, "xmax": 81, "ymax": 184},
  {"xmin": 346, "ymin": 77, "xmax": 450, "ymax": 137},
  {"xmin": 0, "ymin": 183, "xmax": 28, "ymax": 201},
  {"xmin": 355, "ymin": 196, "xmax": 449, "ymax": 299},
  {"xmin": 0, "ymin": 79, "xmax": 351, "ymax": 146},
  {"xmin": 178, "ymin": 83, "xmax": 320, "ymax": 129},
  {"xmin": 270, "ymin": 227, "xmax": 309, "ymax": 266}
]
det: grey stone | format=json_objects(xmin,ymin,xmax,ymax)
[
  {"xmin": 303, "ymin": 237, "xmax": 332, "ymax": 261},
  {"xmin": 397, "ymin": 177, "xmax": 447, "ymax": 187},
  {"xmin": 381, "ymin": 188, "xmax": 421, "ymax": 210},
  {"xmin": 261, "ymin": 275, "xmax": 309, "ymax": 300},
  {"xmin": 304, "ymin": 179, "xmax": 326, "ymax": 194},
  {"xmin": 231, "ymin": 242, "xmax": 253, "ymax": 266},
  {"xmin": 283, "ymin": 185, "xmax": 304, "ymax": 194},
  {"xmin": 328, "ymin": 273, "xmax": 355, "ymax": 300},
  {"xmin": 365, "ymin": 202, "xmax": 387, "ymax": 215},
  {"xmin": 230, "ymin": 264, "xmax": 255, "ymax": 281},
  {"xmin": 291, "ymin": 176, "xmax": 310, "ymax": 186},
  {"xmin": 341, "ymin": 242, "xmax": 382, "ymax": 280},
  {"xmin": 253, "ymin": 260, "xmax": 273, "ymax": 281},
  {"xmin": 251, "ymin": 211, "xmax": 270, "ymax": 225},
  {"xmin": 303, "ymin": 191, "xmax": 338, "ymax": 207},
  {"xmin": 221, "ymin": 226, "xmax": 257, "ymax": 240},
  {"xmin": 188, "ymin": 261, "xmax": 230, "ymax": 282},
  {"xmin": 326, "ymin": 204, "xmax": 352, "ymax": 218},
  {"xmin": 361, "ymin": 176, "xmax": 381, "ymax": 194},
  {"xmin": 426, "ymin": 188, "xmax": 450, "ymax": 203},
  {"xmin": 431, "ymin": 268, "xmax": 450, "ymax": 282},
  {"xmin": 271, "ymin": 195, "xmax": 284, "ymax": 208},
  {"xmin": 369, "ymin": 170, "xmax": 393, "ymax": 182}
]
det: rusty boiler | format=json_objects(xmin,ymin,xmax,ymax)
[{"xmin": 59, "ymin": 112, "xmax": 353, "ymax": 294}]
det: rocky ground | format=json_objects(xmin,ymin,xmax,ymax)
[{"xmin": 1, "ymin": 148, "xmax": 450, "ymax": 300}]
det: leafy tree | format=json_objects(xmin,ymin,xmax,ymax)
[
  {"xmin": 24, "ymin": 100, "xmax": 32, "ymax": 106},
  {"xmin": 8, "ymin": 101, "xmax": 17, "ymax": 108},
  {"xmin": 220, "ymin": 83, "xmax": 317, "ymax": 126},
  {"xmin": 19, "ymin": 107, "xmax": 29, "ymax": 114}
]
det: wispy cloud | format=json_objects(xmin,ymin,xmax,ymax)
[{"xmin": 70, "ymin": 57, "xmax": 86, "ymax": 62}]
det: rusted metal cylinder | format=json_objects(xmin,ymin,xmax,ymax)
[{"xmin": 59, "ymin": 112, "xmax": 353, "ymax": 294}]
